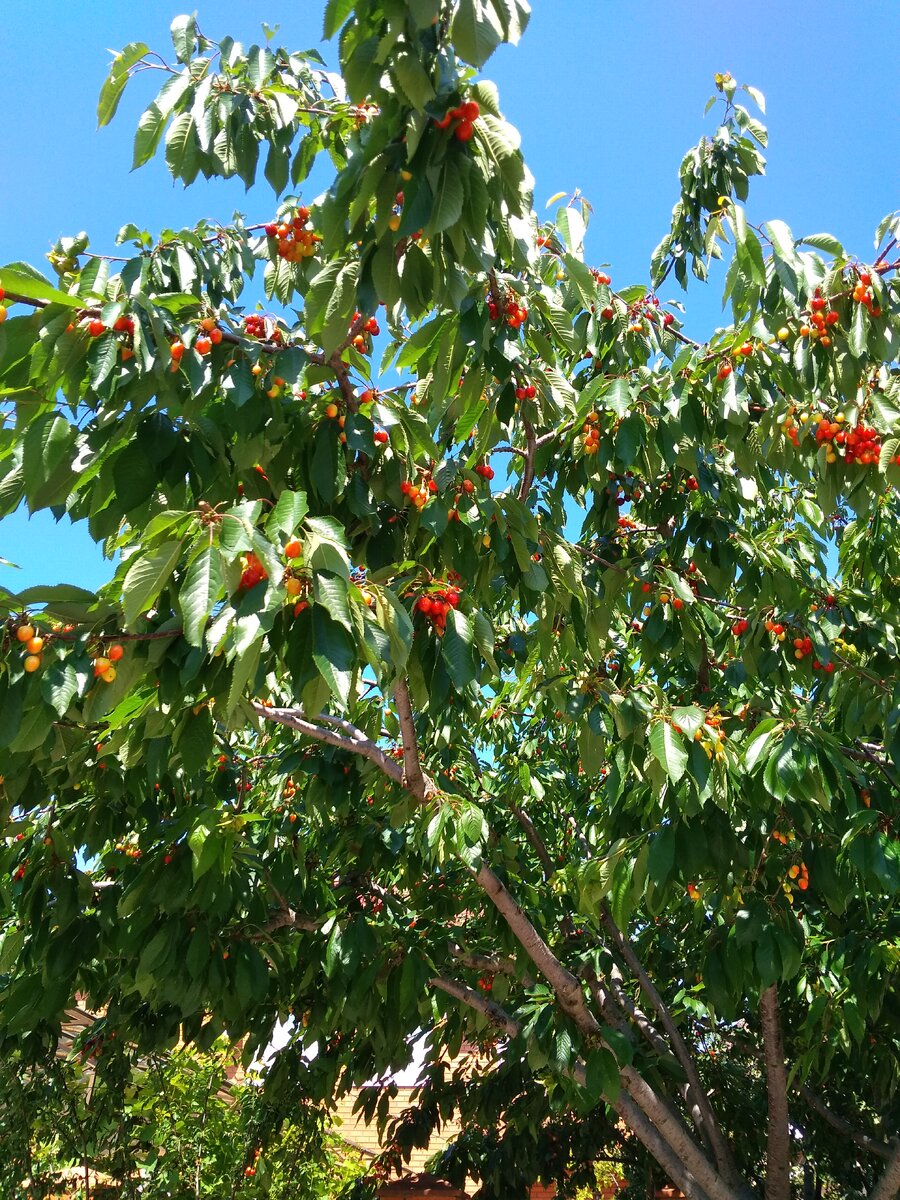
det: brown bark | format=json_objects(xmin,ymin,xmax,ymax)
[{"xmin": 759, "ymin": 985, "xmax": 791, "ymax": 1200}]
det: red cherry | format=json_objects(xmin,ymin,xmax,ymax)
[
  {"xmin": 455, "ymin": 120, "xmax": 475, "ymax": 142},
  {"xmin": 88, "ymin": 320, "xmax": 105, "ymax": 337}
]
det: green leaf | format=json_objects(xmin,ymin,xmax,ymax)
[
  {"xmin": 122, "ymin": 541, "xmax": 184, "ymax": 627},
  {"xmin": 323, "ymin": 0, "xmax": 355, "ymax": 38},
  {"xmin": 312, "ymin": 609, "xmax": 355, "ymax": 705},
  {"xmin": 584, "ymin": 1048, "xmax": 620, "ymax": 1104},
  {"xmin": 265, "ymin": 490, "xmax": 309, "ymax": 539},
  {"xmin": 97, "ymin": 41, "xmax": 150, "ymax": 127},
  {"xmin": 40, "ymin": 660, "xmax": 80, "ymax": 718},
  {"xmin": 169, "ymin": 15, "xmax": 196, "ymax": 64},
  {"xmin": 798, "ymin": 232, "xmax": 844, "ymax": 256},
  {"xmin": 179, "ymin": 706, "xmax": 214, "ymax": 775},
  {"xmin": 179, "ymin": 544, "xmax": 224, "ymax": 647},
  {"xmin": 649, "ymin": 721, "xmax": 688, "ymax": 784},
  {"xmin": 452, "ymin": 0, "xmax": 505, "ymax": 66},
  {"xmin": 849, "ymin": 301, "xmax": 867, "ymax": 358},
  {"xmin": 226, "ymin": 638, "xmax": 262, "ymax": 717},
  {"xmin": 392, "ymin": 53, "xmax": 436, "ymax": 109},
  {"xmin": 429, "ymin": 164, "xmax": 465, "ymax": 234},
  {"xmin": 442, "ymin": 609, "xmax": 476, "ymax": 689},
  {"xmin": 0, "ymin": 265, "xmax": 81, "ymax": 308},
  {"xmin": 165, "ymin": 112, "xmax": 200, "ymax": 184}
]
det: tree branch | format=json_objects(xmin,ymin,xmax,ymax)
[
  {"xmin": 393, "ymin": 679, "xmax": 434, "ymax": 800},
  {"xmin": 516, "ymin": 418, "xmax": 537, "ymax": 502},
  {"xmin": 760, "ymin": 985, "xmax": 791, "ymax": 1200},
  {"xmin": 250, "ymin": 703, "xmax": 403, "ymax": 783},
  {"xmin": 600, "ymin": 906, "xmax": 743, "ymax": 1189},
  {"xmin": 870, "ymin": 1141, "xmax": 900, "ymax": 1200},
  {"xmin": 799, "ymin": 1084, "xmax": 893, "ymax": 1161},
  {"xmin": 430, "ymin": 975, "xmax": 522, "ymax": 1039}
]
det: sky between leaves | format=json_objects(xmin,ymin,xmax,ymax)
[{"xmin": 1, "ymin": 0, "xmax": 898, "ymax": 592}]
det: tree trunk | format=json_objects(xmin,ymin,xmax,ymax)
[{"xmin": 760, "ymin": 986, "xmax": 791, "ymax": 1200}]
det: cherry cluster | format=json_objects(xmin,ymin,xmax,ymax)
[
  {"xmin": 239, "ymin": 551, "xmax": 268, "ymax": 591},
  {"xmin": 13, "ymin": 622, "xmax": 45, "ymax": 674},
  {"xmin": 475, "ymin": 462, "xmax": 495, "ymax": 481},
  {"xmin": 264, "ymin": 206, "xmax": 320, "ymax": 262},
  {"xmin": 413, "ymin": 578, "xmax": 462, "ymax": 633},
  {"xmin": 514, "ymin": 382, "xmax": 537, "ymax": 401},
  {"xmin": 434, "ymin": 98, "xmax": 480, "ymax": 141},
  {"xmin": 852, "ymin": 271, "xmax": 882, "ymax": 318},
  {"xmin": 487, "ymin": 288, "xmax": 528, "ymax": 329},
  {"xmin": 815, "ymin": 416, "xmax": 882, "ymax": 466},
  {"xmin": 791, "ymin": 633, "xmax": 814, "ymax": 661},
  {"xmin": 581, "ymin": 411, "xmax": 601, "ymax": 456},
  {"xmin": 243, "ymin": 313, "xmax": 283, "ymax": 344},
  {"xmin": 843, "ymin": 422, "xmax": 882, "ymax": 466},
  {"xmin": 401, "ymin": 477, "xmax": 437, "ymax": 511},
  {"xmin": 92, "ymin": 643, "xmax": 124, "ymax": 684}
]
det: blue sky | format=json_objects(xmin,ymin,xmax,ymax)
[{"xmin": 1, "ymin": 0, "xmax": 898, "ymax": 593}]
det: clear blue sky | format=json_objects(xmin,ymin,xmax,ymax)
[{"xmin": 2, "ymin": 0, "xmax": 898, "ymax": 593}]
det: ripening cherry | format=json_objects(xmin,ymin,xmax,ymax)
[
  {"xmin": 374, "ymin": 430, "xmax": 389, "ymax": 445},
  {"xmin": 107, "ymin": 644, "xmax": 124, "ymax": 662},
  {"xmin": 325, "ymin": 402, "xmax": 339, "ymax": 419},
  {"xmin": 195, "ymin": 336, "xmax": 211, "ymax": 355},
  {"xmin": 16, "ymin": 624, "xmax": 35, "ymax": 643},
  {"xmin": 285, "ymin": 538, "xmax": 302, "ymax": 559},
  {"xmin": 88, "ymin": 319, "xmax": 105, "ymax": 337},
  {"xmin": 23, "ymin": 655, "xmax": 42, "ymax": 673},
  {"xmin": 25, "ymin": 636, "xmax": 44, "ymax": 655},
  {"xmin": 717, "ymin": 362, "xmax": 733, "ymax": 381}
]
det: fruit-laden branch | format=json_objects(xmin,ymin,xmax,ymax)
[
  {"xmin": 254, "ymin": 681, "xmax": 742, "ymax": 1200},
  {"xmin": 759, "ymin": 986, "xmax": 791, "ymax": 1200},
  {"xmin": 870, "ymin": 1141, "xmax": 900, "ymax": 1200},
  {"xmin": 389, "ymin": 679, "xmax": 742, "ymax": 1200},
  {"xmin": 798, "ymin": 1085, "xmax": 894, "ymax": 1161}
]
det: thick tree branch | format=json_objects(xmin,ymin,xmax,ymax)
[
  {"xmin": 870, "ymin": 1141, "xmax": 900, "ymax": 1200},
  {"xmin": 251, "ymin": 905, "xmax": 321, "ymax": 937},
  {"xmin": 799, "ymin": 1084, "xmax": 893, "ymax": 1161},
  {"xmin": 393, "ymin": 679, "xmax": 434, "ymax": 800},
  {"xmin": 614, "ymin": 1091, "xmax": 714, "ymax": 1200},
  {"xmin": 601, "ymin": 906, "xmax": 742, "ymax": 1189},
  {"xmin": 451, "ymin": 947, "xmax": 534, "ymax": 987},
  {"xmin": 251, "ymin": 703, "xmax": 403, "ymax": 783},
  {"xmin": 619, "ymin": 1067, "xmax": 742, "ymax": 1200},
  {"xmin": 430, "ymin": 975, "xmax": 523, "ymax": 1039},
  {"xmin": 432, "ymin": 973, "xmax": 723, "ymax": 1200},
  {"xmin": 760, "ymin": 985, "xmax": 792, "ymax": 1200},
  {"xmin": 472, "ymin": 860, "xmax": 602, "ymax": 1037}
]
